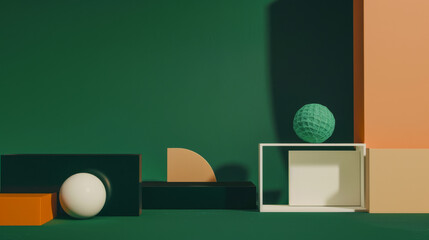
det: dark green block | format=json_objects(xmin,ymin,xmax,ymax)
[
  {"xmin": 141, "ymin": 182, "xmax": 256, "ymax": 209},
  {"xmin": 1, "ymin": 154, "xmax": 142, "ymax": 216}
]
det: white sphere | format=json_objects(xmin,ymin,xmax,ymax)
[{"xmin": 60, "ymin": 173, "xmax": 106, "ymax": 219}]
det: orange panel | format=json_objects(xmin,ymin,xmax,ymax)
[
  {"xmin": 368, "ymin": 149, "xmax": 429, "ymax": 213},
  {"xmin": 354, "ymin": 0, "xmax": 429, "ymax": 148},
  {"xmin": 0, "ymin": 193, "xmax": 57, "ymax": 226},
  {"xmin": 167, "ymin": 148, "xmax": 216, "ymax": 182}
]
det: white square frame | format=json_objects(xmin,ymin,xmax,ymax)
[{"xmin": 259, "ymin": 143, "xmax": 367, "ymax": 212}]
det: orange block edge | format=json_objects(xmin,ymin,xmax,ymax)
[{"xmin": 0, "ymin": 193, "xmax": 57, "ymax": 226}]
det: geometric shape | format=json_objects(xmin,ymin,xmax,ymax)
[
  {"xmin": 141, "ymin": 181, "xmax": 255, "ymax": 209},
  {"xmin": 1, "ymin": 154, "xmax": 141, "ymax": 216},
  {"xmin": 0, "ymin": 193, "xmax": 57, "ymax": 226},
  {"xmin": 289, "ymin": 151, "xmax": 361, "ymax": 206},
  {"xmin": 259, "ymin": 143, "xmax": 366, "ymax": 212},
  {"xmin": 368, "ymin": 149, "xmax": 429, "ymax": 213},
  {"xmin": 293, "ymin": 104, "xmax": 335, "ymax": 143},
  {"xmin": 354, "ymin": 0, "xmax": 429, "ymax": 148},
  {"xmin": 167, "ymin": 148, "xmax": 216, "ymax": 182},
  {"xmin": 60, "ymin": 173, "xmax": 106, "ymax": 219}
]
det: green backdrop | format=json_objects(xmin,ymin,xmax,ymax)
[
  {"xmin": 4, "ymin": 2, "xmax": 429, "ymax": 240},
  {"xmin": 0, "ymin": 0, "xmax": 353, "ymax": 204}
]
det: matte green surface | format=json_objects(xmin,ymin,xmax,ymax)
[
  {"xmin": 0, "ymin": 0, "xmax": 355, "ymax": 205},
  {"xmin": 0, "ymin": 0, "xmax": 274, "ymax": 183},
  {"xmin": 2, "ymin": 210, "xmax": 429, "ymax": 240}
]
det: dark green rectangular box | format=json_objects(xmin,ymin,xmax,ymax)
[
  {"xmin": 1, "ymin": 154, "xmax": 142, "ymax": 216},
  {"xmin": 141, "ymin": 182, "xmax": 256, "ymax": 209}
]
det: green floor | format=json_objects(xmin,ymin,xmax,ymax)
[{"xmin": 1, "ymin": 210, "xmax": 429, "ymax": 240}]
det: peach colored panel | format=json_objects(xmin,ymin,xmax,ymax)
[
  {"xmin": 368, "ymin": 149, "xmax": 429, "ymax": 213},
  {"xmin": 167, "ymin": 148, "xmax": 216, "ymax": 182},
  {"xmin": 362, "ymin": 0, "xmax": 429, "ymax": 148}
]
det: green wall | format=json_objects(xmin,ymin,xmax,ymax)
[
  {"xmin": 0, "ymin": 0, "xmax": 353, "ymax": 204},
  {"xmin": 0, "ymin": 0, "xmax": 276, "ymax": 182}
]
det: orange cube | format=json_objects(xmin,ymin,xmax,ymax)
[{"xmin": 0, "ymin": 193, "xmax": 57, "ymax": 226}]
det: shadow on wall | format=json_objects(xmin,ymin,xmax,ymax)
[
  {"xmin": 216, "ymin": 164, "xmax": 281, "ymax": 203},
  {"xmin": 215, "ymin": 164, "xmax": 248, "ymax": 181},
  {"xmin": 266, "ymin": 0, "xmax": 354, "ymax": 204}
]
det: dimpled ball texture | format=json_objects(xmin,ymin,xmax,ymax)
[
  {"xmin": 60, "ymin": 173, "xmax": 106, "ymax": 219},
  {"xmin": 293, "ymin": 103, "xmax": 335, "ymax": 143}
]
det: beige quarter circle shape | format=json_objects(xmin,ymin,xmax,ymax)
[{"xmin": 167, "ymin": 148, "xmax": 217, "ymax": 182}]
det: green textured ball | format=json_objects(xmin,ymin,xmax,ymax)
[{"xmin": 293, "ymin": 103, "xmax": 335, "ymax": 143}]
